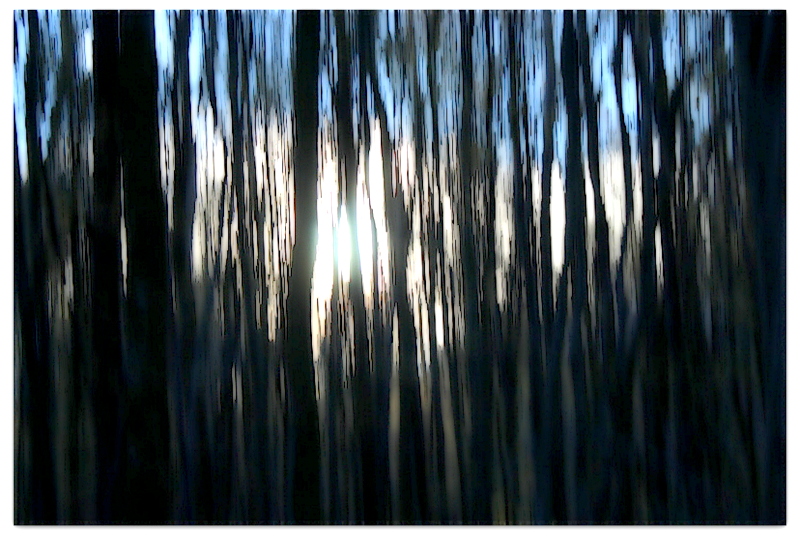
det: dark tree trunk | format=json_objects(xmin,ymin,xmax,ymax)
[
  {"xmin": 632, "ymin": 13, "xmax": 657, "ymax": 348},
  {"xmin": 17, "ymin": 11, "xmax": 56, "ymax": 523},
  {"xmin": 226, "ymin": 10, "xmax": 259, "ymax": 521},
  {"xmin": 629, "ymin": 12, "xmax": 658, "ymax": 523},
  {"xmin": 91, "ymin": 9, "xmax": 124, "ymax": 524},
  {"xmin": 577, "ymin": 11, "xmax": 615, "ymax": 377},
  {"xmin": 560, "ymin": 12, "xmax": 589, "ymax": 521},
  {"xmin": 357, "ymin": 10, "xmax": 391, "ymax": 523},
  {"xmin": 576, "ymin": 12, "xmax": 616, "ymax": 519},
  {"xmin": 733, "ymin": 10, "xmax": 786, "ymax": 524},
  {"xmin": 535, "ymin": 10, "xmax": 558, "ymax": 524},
  {"xmin": 458, "ymin": 11, "xmax": 491, "ymax": 523},
  {"xmin": 612, "ymin": 12, "xmax": 635, "ymax": 359},
  {"xmin": 480, "ymin": 10, "xmax": 507, "ymax": 522},
  {"xmin": 170, "ymin": 9, "xmax": 200, "ymax": 522},
  {"xmin": 117, "ymin": 10, "xmax": 171, "ymax": 523},
  {"xmin": 459, "ymin": 10, "xmax": 491, "ymax": 523},
  {"xmin": 287, "ymin": 10, "xmax": 321, "ymax": 524},
  {"xmin": 507, "ymin": 10, "xmax": 528, "ymax": 517}
]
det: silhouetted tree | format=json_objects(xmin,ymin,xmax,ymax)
[{"xmin": 286, "ymin": 10, "xmax": 322, "ymax": 524}]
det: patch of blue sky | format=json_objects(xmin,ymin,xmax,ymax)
[
  {"xmin": 14, "ymin": 11, "xmax": 29, "ymax": 183},
  {"xmin": 724, "ymin": 13, "xmax": 734, "ymax": 69},
  {"xmin": 416, "ymin": 46, "xmax": 429, "ymax": 102},
  {"xmin": 621, "ymin": 30, "xmax": 638, "ymax": 142},
  {"xmin": 495, "ymin": 66, "xmax": 510, "ymax": 143},
  {"xmin": 248, "ymin": 59, "xmax": 258, "ymax": 110},
  {"xmin": 387, "ymin": 10, "xmax": 395, "ymax": 40},
  {"xmin": 376, "ymin": 51, "xmax": 395, "ymax": 141},
  {"xmin": 552, "ymin": 11, "xmax": 564, "ymax": 74},
  {"xmin": 321, "ymin": 11, "xmax": 337, "ymax": 91},
  {"xmin": 490, "ymin": 12, "xmax": 501, "ymax": 60},
  {"xmin": 214, "ymin": 11, "xmax": 232, "ymax": 143},
  {"xmin": 470, "ymin": 14, "xmax": 488, "ymax": 150},
  {"xmin": 524, "ymin": 15, "xmax": 545, "ymax": 166},
  {"xmin": 155, "ymin": 10, "xmax": 174, "ymax": 80},
  {"xmin": 189, "ymin": 11, "xmax": 203, "ymax": 134},
  {"xmin": 400, "ymin": 87, "xmax": 414, "ymax": 145},
  {"xmin": 319, "ymin": 56, "xmax": 333, "ymax": 123},
  {"xmin": 36, "ymin": 10, "xmax": 62, "ymax": 162},
  {"xmin": 81, "ymin": 27, "xmax": 92, "ymax": 76},
  {"xmin": 423, "ymin": 96, "xmax": 434, "ymax": 157},
  {"xmin": 662, "ymin": 11, "xmax": 681, "ymax": 95},
  {"xmin": 595, "ymin": 12, "xmax": 620, "ymax": 153}
]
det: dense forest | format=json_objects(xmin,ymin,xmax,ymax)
[{"xmin": 13, "ymin": 10, "xmax": 785, "ymax": 524}]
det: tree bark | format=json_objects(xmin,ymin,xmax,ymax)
[
  {"xmin": 91, "ymin": 10, "xmax": 125, "ymax": 523},
  {"xmin": 117, "ymin": 10, "xmax": 171, "ymax": 523},
  {"xmin": 287, "ymin": 10, "xmax": 321, "ymax": 523}
]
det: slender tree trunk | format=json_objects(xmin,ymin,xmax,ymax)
[
  {"xmin": 630, "ymin": 12, "xmax": 656, "ymax": 522},
  {"xmin": 287, "ymin": 10, "xmax": 321, "ymax": 523},
  {"xmin": 17, "ymin": 11, "xmax": 57, "ymax": 522},
  {"xmin": 480, "ymin": 10, "xmax": 507, "ymax": 522},
  {"xmin": 535, "ymin": 10, "xmax": 558, "ymax": 524},
  {"xmin": 170, "ymin": 9, "xmax": 199, "ymax": 522},
  {"xmin": 459, "ymin": 10, "xmax": 491, "ymax": 523},
  {"xmin": 91, "ymin": 10, "xmax": 124, "ymax": 523},
  {"xmin": 733, "ymin": 11, "xmax": 786, "ymax": 524},
  {"xmin": 357, "ymin": 10, "xmax": 391, "ymax": 523},
  {"xmin": 560, "ymin": 12, "xmax": 588, "ymax": 522},
  {"xmin": 576, "ymin": 11, "xmax": 615, "ymax": 520}
]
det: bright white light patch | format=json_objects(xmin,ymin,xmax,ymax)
[
  {"xmin": 83, "ymin": 29, "xmax": 92, "ymax": 74},
  {"xmin": 551, "ymin": 161, "xmax": 566, "ymax": 278},
  {"xmin": 357, "ymin": 161, "xmax": 374, "ymax": 301},
  {"xmin": 338, "ymin": 204, "xmax": 351, "ymax": 284},
  {"xmin": 435, "ymin": 295, "xmax": 445, "ymax": 351}
]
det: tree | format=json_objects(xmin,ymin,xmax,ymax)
[
  {"xmin": 117, "ymin": 10, "xmax": 171, "ymax": 523},
  {"xmin": 286, "ymin": 10, "xmax": 321, "ymax": 524},
  {"xmin": 14, "ymin": 9, "xmax": 785, "ymax": 525}
]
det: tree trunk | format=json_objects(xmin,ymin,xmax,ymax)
[
  {"xmin": 91, "ymin": 10, "xmax": 125, "ymax": 523},
  {"xmin": 560, "ymin": 12, "xmax": 588, "ymax": 521},
  {"xmin": 117, "ymin": 10, "xmax": 171, "ymax": 523},
  {"xmin": 287, "ymin": 10, "xmax": 321, "ymax": 523}
]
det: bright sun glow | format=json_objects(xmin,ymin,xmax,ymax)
[{"xmin": 338, "ymin": 203, "xmax": 351, "ymax": 284}]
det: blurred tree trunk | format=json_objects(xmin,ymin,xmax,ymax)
[
  {"xmin": 14, "ymin": 110, "xmax": 27, "ymax": 524},
  {"xmin": 170, "ymin": 9, "xmax": 198, "ymax": 522},
  {"xmin": 458, "ymin": 10, "xmax": 491, "ymax": 523},
  {"xmin": 612, "ymin": 11, "xmax": 635, "ymax": 358},
  {"xmin": 535, "ymin": 10, "xmax": 558, "ymax": 523},
  {"xmin": 357, "ymin": 9, "xmax": 392, "ymax": 523},
  {"xmin": 632, "ymin": 13, "xmax": 656, "ymax": 346},
  {"xmin": 24, "ymin": 11, "xmax": 58, "ymax": 523},
  {"xmin": 287, "ymin": 10, "xmax": 321, "ymax": 523},
  {"xmin": 226, "ymin": 10, "xmax": 255, "ymax": 520},
  {"xmin": 511, "ymin": 12, "xmax": 541, "ymax": 524},
  {"xmin": 576, "ymin": 11, "xmax": 616, "ymax": 520},
  {"xmin": 560, "ymin": 12, "xmax": 588, "ymax": 522},
  {"xmin": 91, "ymin": 9, "xmax": 124, "ymax": 523},
  {"xmin": 16, "ymin": 11, "xmax": 57, "ymax": 522},
  {"xmin": 117, "ymin": 10, "xmax": 170, "ymax": 523},
  {"xmin": 577, "ymin": 11, "xmax": 615, "ymax": 386},
  {"xmin": 733, "ymin": 10, "xmax": 786, "ymax": 524},
  {"xmin": 630, "ymin": 14, "xmax": 656, "ymax": 521}
]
